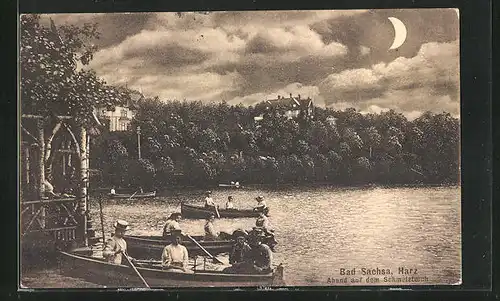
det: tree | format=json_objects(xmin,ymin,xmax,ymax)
[
  {"xmin": 21, "ymin": 15, "xmax": 130, "ymax": 125},
  {"xmin": 20, "ymin": 15, "xmax": 131, "ymax": 202}
]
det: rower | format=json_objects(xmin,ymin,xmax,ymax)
[
  {"xmin": 161, "ymin": 229, "xmax": 189, "ymax": 272},
  {"xmin": 204, "ymin": 214, "xmax": 220, "ymax": 241},
  {"xmin": 253, "ymin": 196, "xmax": 269, "ymax": 215},
  {"xmin": 103, "ymin": 220, "xmax": 135, "ymax": 265},
  {"xmin": 225, "ymin": 196, "xmax": 235, "ymax": 210},
  {"xmin": 204, "ymin": 191, "xmax": 217, "ymax": 208},
  {"xmin": 162, "ymin": 213, "xmax": 182, "ymax": 238}
]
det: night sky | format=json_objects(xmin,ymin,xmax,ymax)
[{"xmin": 42, "ymin": 9, "xmax": 460, "ymax": 120}]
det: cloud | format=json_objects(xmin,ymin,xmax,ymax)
[
  {"xmin": 126, "ymin": 71, "xmax": 243, "ymax": 101},
  {"xmin": 34, "ymin": 10, "xmax": 460, "ymax": 119},
  {"xmin": 319, "ymin": 40, "xmax": 459, "ymax": 118},
  {"xmin": 244, "ymin": 26, "xmax": 347, "ymax": 59}
]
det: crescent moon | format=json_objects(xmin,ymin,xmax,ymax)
[{"xmin": 388, "ymin": 17, "xmax": 407, "ymax": 50}]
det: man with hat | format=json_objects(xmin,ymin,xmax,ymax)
[
  {"xmin": 161, "ymin": 229, "xmax": 189, "ymax": 272},
  {"xmin": 103, "ymin": 220, "xmax": 134, "ymax": 265},
  {"xmin": 162, "ymin": 212, "xmax": 182, "ymax": 238},
  {"xmin": 249, "ymin": 230, "xmax": 273, "ymax": 274},
  {"xmin": 204, "ymin": 191, "xmax": 217, "ymax": 208},
  {"xmin": 223, "ymin": 230, "xmax": 253, "ymax": 274},
  {"xmin": 253, "ymin": 196, "xmax": 269, "ymax": 215}
]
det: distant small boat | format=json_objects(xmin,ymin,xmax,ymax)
[
  {"xmin": 218, "ymin": 181, "xmax": 242, "ymax": 188},
  {"xmin": 181, "ymin": 203, "xmax": 264, "ymax": 219},
  {"xmin": 218, "ymin": 184, "xmax": 243, "ymax": 188},
  {"xmin": 107, "ymin": 191, "xmax": 156, "ymax": 199}
]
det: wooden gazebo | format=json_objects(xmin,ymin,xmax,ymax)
[{"xmin": 20, "ymin": 113, "xmax": 97, "ymax": 255}]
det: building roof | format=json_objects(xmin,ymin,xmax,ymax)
[{"xmin": 258, "ymin": 94, "xmax": 312, "ymax": 110}]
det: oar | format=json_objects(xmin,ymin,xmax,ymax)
[
  {"xmin": 214, "ymin": 205, "xmax": 221, "ymax": 218},
  {"xmin": 122, "ymin": 250, "xmax": 150, "ymax": 288},
  {"xmin": 185, "ymin": 234, "xmax": 223, "ymax": 264},
  {"xmin": 127, "ymin": 190, "xmax": 139, "ymax": 201}
]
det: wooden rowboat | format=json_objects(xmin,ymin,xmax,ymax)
[
  {"xmin": 126, "ymin": 235, "xmax": 234, "ymax": 259},
  {"xmin": 181, "ymin": 203, "xmax": 263, "ymax": 219},
  {"xmin": 58, "ymin": 251, "xmax": 284, "ymax": 287},
  {"xmin": 125, "ymin": 231, "xmax": 278, "ymax": 259},
  {"xmin": 107, "ymin": 191, "xmax": 156, "ymax": 199}
]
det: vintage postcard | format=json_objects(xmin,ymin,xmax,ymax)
[{"xmin": 19, "ymin": 9, "xmax": 461, "ymax": 288}]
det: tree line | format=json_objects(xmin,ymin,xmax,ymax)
[{"xmin": 90, "ymin": 97, "xmax": 460, "ymax": 189}]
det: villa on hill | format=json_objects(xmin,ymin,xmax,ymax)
[{"xmin": 254, "ymin": 93, "xmax": 314, "ymax": 121}]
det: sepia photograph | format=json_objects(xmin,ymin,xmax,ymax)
[{"xmin": 19, "ymin": 9, "xmax": 461, "ymax": 288}]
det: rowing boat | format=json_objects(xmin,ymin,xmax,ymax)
[
  {"xmin": 125, "ymin": 235, "xmax": 233, "ymax": 259},
  {"xmin": 181, "ymin": 203, "xmax": 264, "ymax": 219},
  {"xmin": 125, "ymin": 231, "xmax": 278, "ymax": 259},
  {"xmin": 107, "ymin": 191, "xmax": 156, "ymax": 199},
  {"xmin": 218, "ymin": 184, "xmax": 243, "ymax": 188},
  {"xmin": 58, "ymin": 251, "xmax": 284, "ymax": 287}
]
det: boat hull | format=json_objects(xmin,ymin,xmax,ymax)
[
  {"xmin": 181, "ymin": 203, "xmax": 262, "ymax": 219},
  {"xmin": 58, "ymin": 251, "xmax": 282, "ymax": 287},
  {"xmin": 126, "ymin": 235, "xmax": 233, "ymax": 259}
]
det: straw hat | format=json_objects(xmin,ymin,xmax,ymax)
[{"xmin": 113, "ymin": 220, "xmax": 130, "ymax": 231}]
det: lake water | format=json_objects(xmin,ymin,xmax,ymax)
[{"xmin": 21, "ymin": 186, "xmax": 461, "ymax": 288}]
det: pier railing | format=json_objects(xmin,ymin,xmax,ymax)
[{"xmin": 21, "ymin": 197, "xmax": 86, "ymax": 250}]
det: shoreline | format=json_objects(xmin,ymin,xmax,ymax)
[{"xmin": 91, "ymin": 183, "xmax": 460, "ymax": 194}]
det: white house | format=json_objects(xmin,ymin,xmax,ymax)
[
  {"xmin": 95, "ymin": 91, "xmax": 142, "ymax": 132},
  {"xmin": 95, "ymin": 105, "xmax": 136, "ymax": 131}
]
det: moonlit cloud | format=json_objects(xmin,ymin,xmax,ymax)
[{"xmin": 38, "ymin": 9, "xmax": 459, "ymax": 119}]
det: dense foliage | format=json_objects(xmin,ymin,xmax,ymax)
[
  {"xmin": 91, "ymin": 98, "xmax": 460, "ymax": 189},
  {"xmin": 20, "ymin": 14, "xmax": 130, "ymax": 126}
]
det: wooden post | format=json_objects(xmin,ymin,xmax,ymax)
[
  {"xmin": 137, "ymin": 126, "xmax": 142, "ymax": 160},
  {"xmin": 25, "ymin": 144, "xmax": 30, "ymax": 185},
  {"xmin": 86, "ymin": 134, "xmax": 90, "ymax": 208},
  {"xmin": 37, "ymin": 119, "xmax": 46, "ymax": 229},
  {"xmin": 62, "ymin": 141, "xmax": 66, "ymax": 176},
  {"xmin": 79, "ymin": 126, "xmax": 88, "ymax": 246}
]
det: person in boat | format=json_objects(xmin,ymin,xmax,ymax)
[
  {"xmin": 225, "ymin": 196, "xmax": 235, "ymax": 210},
  {"xmin": 230, "ymin": 181, "xmax": 241, "ymax": 188},
  {"xmin": 248, "ymin": 225, "xmax": 278, "ymax": 252},
  {"xmin": 255, "ymin": 212, "xmax": 274, "ymax": 233},
  {"xmin": 229, "ymin": 234, "xmax": 252, "ymax": 264},
  {"xmin": 249, "ymin": 230, "xmax": 273, "ymax": 274},
  {"xmin": 204, "ymin": 191, "xmax": 217, "ymax": 208},
  {"xmin": 204, "ymin": 214, "xmax": 220, "ymax": 241},
  {"xmin": 253, "ymin": 196, "xmax": 269, "ymax": 215},
  {"xmin": 110, "ymin": 187, "xmax": 116, "ymax": 195},
  {"xmin": 161, "ymin": 229, "xmax": 189, "ymax": 272},
  {"xmin": 103, "ymin": 220, "xmax": 135, "ymax": 265},
  {"xmin": 162, "ymin": 213, "xmax": 182, "ymax": 238},
  {"xmin": 222, "ymin": 232, "xmax": 253, "ymax": 274}
]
